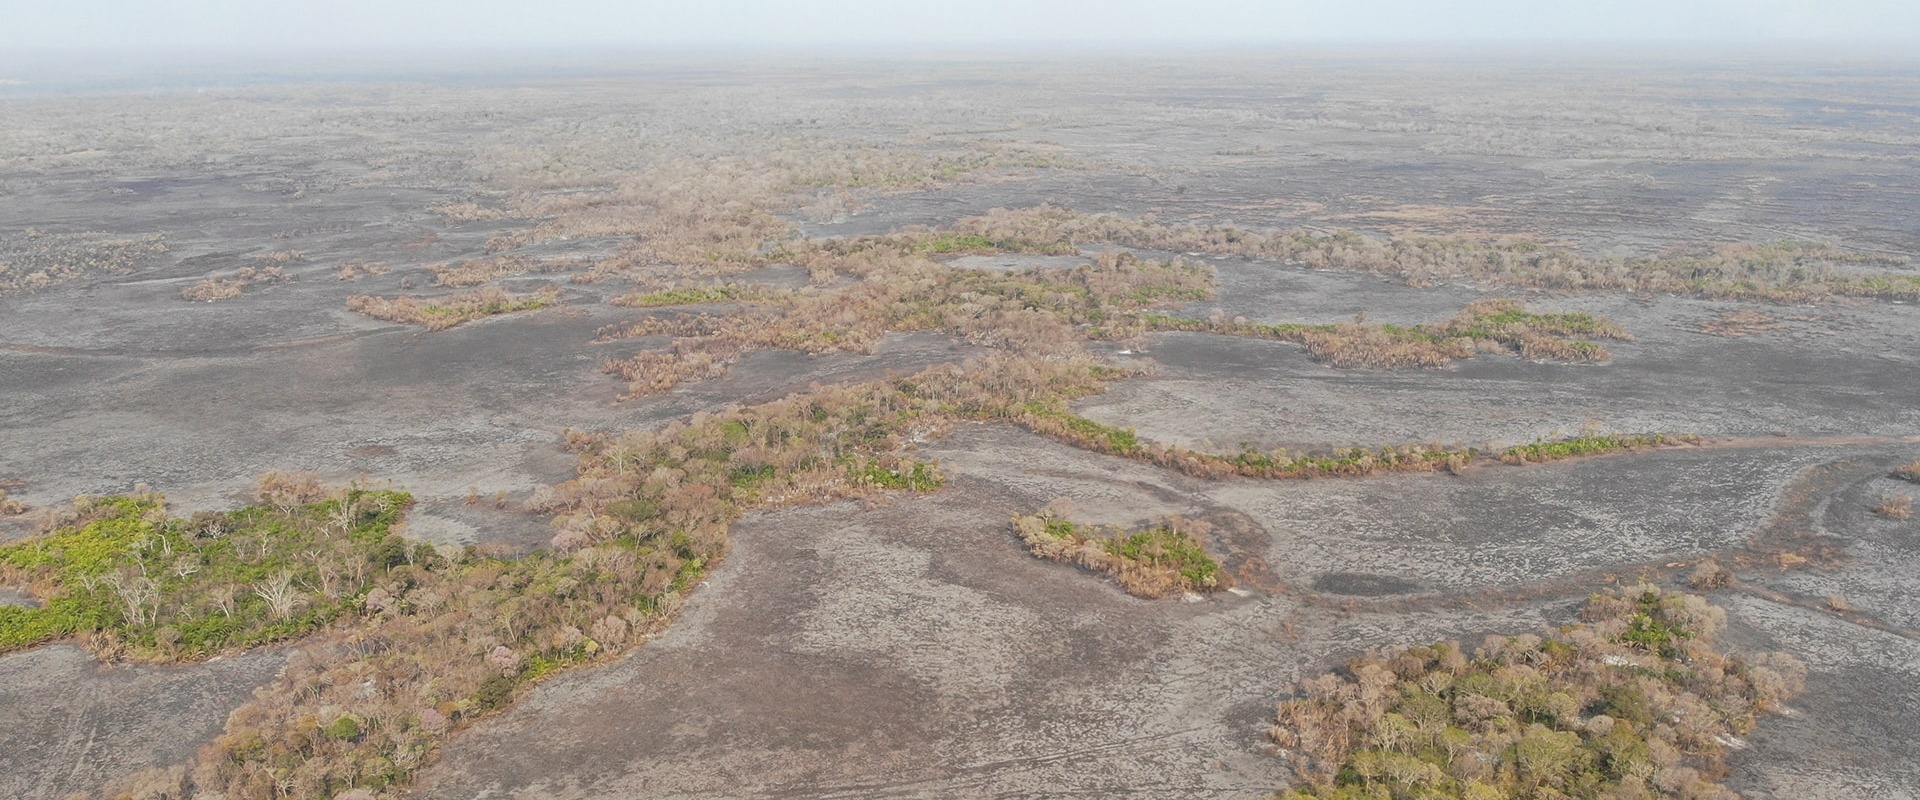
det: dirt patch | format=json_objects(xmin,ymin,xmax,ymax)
[
  {"xmin": 1311, "ymin": 572, "xmax": 1421, "ymax": 596},
  {"xmin": 944, "ymin": 253, "xmax": 1092, "ymax": 272},
  {"xmin": 0, "ymin": 645, "xmax": 288, "ymax": 800}
]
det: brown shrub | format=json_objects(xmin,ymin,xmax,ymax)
[
  {"xmin": 1686, "ymin": 559, "xmax": 1734, "ymax": 589},
  {"xmin": 1698, "ymin": 309, "xmax": 1781, "ymax": 336},
  {"xmin": 335, "ymin": 261, "xmax": 391, "ymax": 281},
  {"xmin": 180, "ymin": 267, "xmax": 288, "ymax": 302},
  {"xmin": 1271, "ymin": 587, "xmax": 1800, "ymax": 800},
  {"xmin": 1874, "ymin": 493, "xmax": 1913, "ymax": 520},
  {"xmin": 346, "ymin": 286, "xmax": 560, "ymax": 331}
]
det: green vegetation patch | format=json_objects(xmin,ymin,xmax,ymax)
[
  {"xmin": 1134, "ymin": 299, "xmax": 1628, "ymax": 368},
  {"xmin": 1011, "ymin": 513, "xmax": 1228, "ymax": 598},
  {"xmin": 0, "ymin": 489, "xmax": 412, "ymax": 657},
  {"xmin": 1499, "ymin": 434, "xmax": 1690, "ymax": 464},
  {"xmin": 346, "ymin": 286, "xmax": 559, "ymax": 331},
  {"xmin": 1272, "ymin": 587, "xmax": 1804, "ymax": 800},
  {"xmin": 614, "ymin": 284, "xmax": 763, "ymax": 308}
]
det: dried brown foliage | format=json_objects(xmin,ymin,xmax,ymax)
[
  {"xmin": 1697, "ymin": 309, "xmax": 1782, "ymax": 337},
  {"xmin": 346, "ymin": 286, "xmax": 560, "ymax": 331},
  {"xmin": 180, "ymin": 267, "xmax": 290, "ymax": 302},
  {"xmin": 428, "ymin": 255, "xmax": 581, "ymax": 287},
  {"xmin": 0, "ymin": 490, "xmax": 26, "ymax": 516},
  {"xmin": 1135, "ymin": 298, "xmax": 1628, "ymax": 368},
  {"xmin": 335, "ymin": 261, "xmax": 391, "ymax": 281},
  {"xmin": 1686, "ymin": 559, "xmax": 1734, "ymax": 590},
  {"xmin": 598, "ymin": 247, "xmax": 1210, "ymax": 398},
  {"xmin": 479, "ymin": 143, "xmax": 1054, "ymax": 280},
  {"xmin": 1874, "ymin": 493, "xmax": 1913, "ymax": 520},
  {"xmin": 0, "ymin": 230, "xmax": 170, "ymax": 295},
  {"xmin": 950, "ymin": 206, "xmax": 1920, "ymax": 303},
  {"xmin": 253, "ymin": 470, "xmax": 330, "ymax": 508}
]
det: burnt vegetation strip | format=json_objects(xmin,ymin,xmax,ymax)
[{"xmin": 1272, "ymin": 587, "xmax": 1804, "ymax": 800}]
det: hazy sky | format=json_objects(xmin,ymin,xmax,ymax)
[{"xmin": 5, "ymin": 0, "xmax": 1918, "ymax": 50}]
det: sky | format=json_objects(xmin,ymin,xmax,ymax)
[{"xmin": 3, "ymin": 0, "xmax": 1918, "ymax": 51}]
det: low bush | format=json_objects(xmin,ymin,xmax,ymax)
[
  {"xmin": 1271, "ymin": 587, "xmax": 1804, "ymax": 800},
  {"xmin": 1499, "ymin": 433, "xmax": 1690, "ymax": 464},
  {"xmin": 612, "ymin": 283, "xmax": 767, "ymax": 308},
  {"xmin": 180, "ymin": 266, "xmax": 290, "ymax": 302},
  {"xmin": 1135, "ymin": 298, "xmax": 1629, "ymax": 368},
  {"xmin": 346, "ymin": 286, "xmax": 560, "ymax": 330},
  {"xmin": 1874, "ymin": 493, "xmax": 1913, "ymax": 520},
  {"xmin": 0, "ymin": 487, "xmax": 412, "ymax": 658},
  {"xmin": 1012, "ymin": 513, "xmax": 1227, "ymax": 598},
  {"xmin": 0, "ymin": 489, "xmax": 25, "ymax": 516}
]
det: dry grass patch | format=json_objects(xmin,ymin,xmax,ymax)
[
  {"xmin": 428, "ymin": 201, "xmax": 512, "ymax": 222},
  {"xmin": 611, "ymin": 282, "xmax": 773, "ymax": 308},
  {"xmin": 480, "ymin": 142, "xmax": 1056, "ymax": 279},
  {"xmin": 1874, "ymin": 493, "xmax": 1913, "ymax": 520},
  {"xmin": 1697, "ymin": 309, "xmax": 1783, "ymax": 337},
  {"xmin": 1271, "ymin": 587, "xmax": 1803, "ymax": 800},
  {"xmin": 335, "ymin": 261, "xmax": 391, "ymax": 281},
  {"xmin": 0, "ymin": 490, "xmax": 26, "ymax": 516},
  {"xmin": 598, "ymin": 248, "xmax": 1212, "ymax": 398},
  {"xmin": 1893, "ymin": 459, "xmax": 1920, "ymax": 484},
  {"xmin": 953, "ymin": 206, "xmax": 1920, "ymax": 303},
  {"xmin": 1135, "ymin": 299, "xmax": 1629, "ymax": 368},
  {"xmin": 1012, "ymin": 513, "xmax": 1228, "ymax": 598},
  {"xmin": 0, "ymin": 230, "xmax": 170, "ymax": 295},
  {"xmin": 346, "ymin": 286, "xmax": 560, "ymax": 330},
  {"xmin": 180, "ymin": 266, "xmax": 290, "ymax": 302},
  {"xmin": 429, "ymin": 255, "xmax": 583, "ymax": 287},
  {"xmin": 1685, "ymin": 559, "xmax": 1734, "ymax": 590},
  {"xmin": 252, "ymin": 249, "xmax": 305, "ymax": 266}
]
